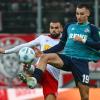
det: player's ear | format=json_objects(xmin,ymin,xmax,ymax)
[{"xmin": 86, "ymin": 10, "xmax": 90, "ymax": 17}]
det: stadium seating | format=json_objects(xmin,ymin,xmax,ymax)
[{"xmin": 0, "ymin": 0, "xmax": 95, "ymax": 33}]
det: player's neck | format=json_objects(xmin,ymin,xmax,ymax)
[
  {"xmin": 48, "ymin": 34, "xmax": 61, "ymax": 39},
  {"xmin": 77, "ymin": 21, "xmax": 89, "ymax": 26}
]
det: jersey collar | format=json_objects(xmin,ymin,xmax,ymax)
[{"xmin": 77, "ymin": 22, "xmax": 89, "ymax": 26}]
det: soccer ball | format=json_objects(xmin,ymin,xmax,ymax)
[{"xmin": 18, "ymin": 47, "xmax": 35, "ymax": 64}]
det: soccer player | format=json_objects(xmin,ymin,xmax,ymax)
[
  {"xmin": 0, "ymin": 20, "xmax": 63, "ymax": 100},
  {"xmin": 28, "ymin": 3, "xmax": 100, "ymax": 100}
]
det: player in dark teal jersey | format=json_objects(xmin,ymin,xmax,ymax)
[
  {"xmin": 29, "ymin": 3, "xmax": 100, "ymax": 100},
  {"xmin": 24, "ymin": 3, "xmax": 100, "ymax": 100}
]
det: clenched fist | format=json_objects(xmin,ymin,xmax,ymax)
[
  {"xmin": 32, "ymin": 47, "xmax": 43, "ymax": 57},
  {"xmin": 74, "ymin": 36, "xmax": 86, "ymax": 43}
]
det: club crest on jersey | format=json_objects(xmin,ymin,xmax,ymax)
[{"xmin": 84, "ymin": 28, "xmax": 90, "ymax": 33}]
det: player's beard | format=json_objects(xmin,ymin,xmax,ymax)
[{"xmin": 50, "ymin": 33, "xmax": 60, "ymax": 38}]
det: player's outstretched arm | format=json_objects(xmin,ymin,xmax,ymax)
[
  {"xmin": 74, "ymin": 35, "xmax": 100, "ymax": 50},
  {"xmin": 85, "ymin": 40, "xmax": 100, "ymax": 50},
  {"xmin": 1, "ymin": 36, "xmax": 42, "ymax": 54}
]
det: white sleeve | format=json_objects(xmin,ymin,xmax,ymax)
[{"xmin": 5, "ymin": 36, "xmax": 41, "ymax": 54}]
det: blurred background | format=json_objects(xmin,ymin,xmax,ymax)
[
  {"xmin": 0, "ymin": 0, "xmax": 100, "ymax": 100},
  {"xmin": 0, "ymin": 0, "xmax": 100, "ymax": 33}
]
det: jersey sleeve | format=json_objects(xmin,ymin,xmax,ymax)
[
  {"xmin": 43, "ymin": 24, "xmax": 69, "ymax": 53},
  {"xmin": 5, "ymin": 35, "xmax": 42, "ymax": 53},
  {"xmin": 60, "ymin": 24, "xmax": 68, "ymax": 43},
  {"xmin": 43, "ymin": 41, "xmax": 65, "ymax": 53},
  {"xmin": 85, "ymin": 24, "xmax": 100, "ymax": 50}
]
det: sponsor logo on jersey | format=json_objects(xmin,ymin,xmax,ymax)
[{"xmin": 69, "ymin": 33, "xmax": 87, "ymax": 40}]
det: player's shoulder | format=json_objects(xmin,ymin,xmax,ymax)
[
  {"xmin": 89, "ymin": 23, "xmax": 99, "ymax": 31},
  {"xmin": 39, "ymin": 34, "xmax": 50, "ymax": 38},
  {"xmin": 39, "ymin": 34, "xmax": 47, "ymax": 37},
  {"xmin": 42, "ymin": 34, "xmax": 51, "ymax": 37},
  {"xmin": 64, "ymin": 22, "xmax": 76, "ymax": 28},
  {"xmin": 89, "ymin": 23, "xmax": 99, "ymax": 28}
]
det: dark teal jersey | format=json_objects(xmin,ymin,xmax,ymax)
[
  {"xmin": 60, "ymin": 22, "xmax": 100, "ymax": 61},
  {"xmin": 43, "ymin": 22, "xmax": 100, "ymax": 61}
]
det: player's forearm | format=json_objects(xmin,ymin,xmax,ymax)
[
  {"xmin": 85, "ymin": 40, "xmax": 100, "ymax": 50},
  {"xmin": 5, "ymin": 42, "xmax": 37, "ymax": 54},
  {"xmin": 43, "ymin": 41, "xmax": 65, "ymax": 53},
  {"xmin": 5, "ymin": 44, "xmax": 27, "ymax": 54}
]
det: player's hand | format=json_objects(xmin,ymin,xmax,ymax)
[
  {"xmin": 74, "ymin": 36, "xmax": 83, "ymax": 43},
  {"xmin": 23, "ymin": 64, "xmax": 30, "ymax": 71},
  {"xmin": 35, "ymin": 50, "xmax": 43, "ymax": 57},
  {"xmin": 32, "ymin": 47, "xmax": 43, "ymax": 57},
  {"xmin": 0, "ymin": 48, "xmax": 5, "ymax": 53}
]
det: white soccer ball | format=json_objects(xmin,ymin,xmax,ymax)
[{"xmin": 18, "ymin": 47, "xmax": 35, "ymax": 64}]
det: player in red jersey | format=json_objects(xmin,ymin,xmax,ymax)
[{"xmin": 0, "ymin": 20, "xmax": 63, "ymax": 100}]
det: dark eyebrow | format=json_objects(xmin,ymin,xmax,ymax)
[{"xmin": 50, "ymin": 26, "xmax": 59, "ymax": 29}]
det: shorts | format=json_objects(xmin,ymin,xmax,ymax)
[
  {"xmin": 58, "ymin": 54, "xmax": 89, "ymax": 86},
  {"xmin": 39, "ymin": 70, "xmax": 58, "ymax": 98}
]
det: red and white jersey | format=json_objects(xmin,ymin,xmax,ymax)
[
  {"xmin": 37, "ymin": 35, "xmax": 60, "ymax": 80},
  {"xmin": 5, "ymin": 34, "xmax": 60, "ymax": 80},
  {"xmin": 36, "ymin": 35, "xmax": 60, "ymax": 51}
]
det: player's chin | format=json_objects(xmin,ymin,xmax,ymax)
[
  {"xmin": 77, "ymin": 20, "xmax": 84, "ymax": 24},
  {"xmin": 51, "ymin": 33, "xmax": 60, "ymax": 38}
]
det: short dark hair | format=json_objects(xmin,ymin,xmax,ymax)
[
  {"xmin": 49, "ymin": 19, "xmax": 63, "ymax": 27},
  {"xmin": 50, "ymin": 19, "xmax": 61, "ymax": 24},
  {"xmin": 77, "ymin": 3, "xmax": 90, "ymax": 10}
]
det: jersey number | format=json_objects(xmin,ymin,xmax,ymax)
[{"xmin": 82, "ymin": 74, "xmax": 89, "ymax": 84}]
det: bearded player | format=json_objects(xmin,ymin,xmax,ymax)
[{"xmin": 0, "ymin": 20, "xmax": 63, "ymax": 100}]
